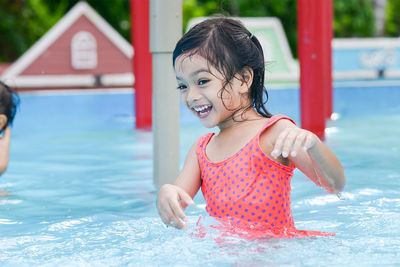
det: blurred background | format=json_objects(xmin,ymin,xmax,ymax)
[{"xmin": 0, "ymin": 0, "xmax": 398, "ymax": 64}]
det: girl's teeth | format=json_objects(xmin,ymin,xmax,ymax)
[{"xmin": 194, "ymin": 105, "xmax": 210, "ymax": 112}]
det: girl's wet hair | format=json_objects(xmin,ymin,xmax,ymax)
[
  {"xmin": 0, "ymin": 81, "xmax": 20, "ymax": 132},
  {"xmin": 173, "ymin": 17, "xmax": 272, "ymax": 118}
]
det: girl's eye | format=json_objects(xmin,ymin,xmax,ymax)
[
  {"xmin": 198, "ymin": 79, "xmax": 209, "ymax": 85},
  {"xmin": 177, "ymin": 84, "xmax": 187, "ymax": 90}
]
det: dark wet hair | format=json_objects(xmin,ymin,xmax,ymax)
[
  {"xmin": 173, "ymin": 17, "xmax": 272, "ymax": 118},
  {"xmin": 0, "ymin": 81, "xmax": 19, "ymax": 132}
]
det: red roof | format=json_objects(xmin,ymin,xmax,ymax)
[{"xmin": 0, "ymin": 63, "xmax": 10, "ymax": 76}]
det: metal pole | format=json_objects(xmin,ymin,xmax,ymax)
[
  {"xmin": 131, "ymin": 0, "xmax": 152, "ymax": 128},
  {"xmin": 150, "ymin": 0, "xmax": 182, "ymax": 186},
  {"xmin": 298, "ymin": 0, "xmax": 332, "ymax": 139}
]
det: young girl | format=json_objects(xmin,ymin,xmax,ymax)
[
  {"xmin": 157, "ymin": 18, "xmax": 345, "ymax": 238},
  {"xmin": 0, "ymin": 81, "xmax": 19, "ymax": 176}
]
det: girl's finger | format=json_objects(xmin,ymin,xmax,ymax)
[
  {"xmin": 281, "ymin": 129, "xmax": 298, "ymax": 158},
  {"xmin": 271, "ymin": 128, "xmax": 290, "ymax": 158},
  {"xmin": 161, "ymin": 203, "xmax": 184, "ymax": 229},
  {"xmin": 159, "ymin": 207, "xmax": 172, "ymax": 226},
  {"xmin": 168, "ymin": 198, "xmax": 187, "ymax": 228},
  {"xmin": 291, "ymin": 133, "xmax": 306, "ymax": 157},
  {"xmin": 160, "ymin": 212, "xmax": 170, "ymax": 226},
  {"xmin": 177, "ymin": 188, "xmax": 195, "ymax": 207}
]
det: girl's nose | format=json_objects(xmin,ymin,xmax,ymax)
[{"xmin": 186, "ymin": 86, "xmax": 201, "ymax": 104}]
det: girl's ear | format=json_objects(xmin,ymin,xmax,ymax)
[
  {"xmin": 0, "ymin": 115, "xmax": 7, "ymax": 130},
  {"xmin": 239, "ymin": 67, "xmax": 254, "ymax": 92}
]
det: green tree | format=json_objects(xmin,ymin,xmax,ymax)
[
  {"xmin": 333, "ymin": 0, "xmax": 375, "ymax": 37},
  {"xmin": 0, "ymin": 0, "xmax": 66, "ymax": 62},
  {"xmin": 0, "ymin": 0, "xmax": 130, "ymax": 62},
  {"xmin": 385, "ymin": 0, "xmax": 400, "ymax": 36}
]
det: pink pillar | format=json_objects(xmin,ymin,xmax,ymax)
[
  {"xmin": 131, "ymin": 0, "xmax": 152, "ymax": 128},
  {"xmin": 298, "ymin": 0, "xmax": 333, "ymax": 139}
]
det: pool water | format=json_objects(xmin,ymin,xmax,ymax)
[{"xmin": 0, "ymin": 86, "xmax": 399, "ymax": 266}]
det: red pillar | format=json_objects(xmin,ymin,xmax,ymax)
[
  {"xmin": 298, "ymin": 0, "xmax": 333, "ymax": 139},
  {"xmin": 131, "ymin": 0, "xmax": 152, "ymax": 128},
  {"xmin": 324, "ymin": 2, "xmax": 333, "ymax": 119}
]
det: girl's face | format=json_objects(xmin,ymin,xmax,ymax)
[{"xmin": 175, "ymin": 53, "xmax": 250, "ymax": 129}]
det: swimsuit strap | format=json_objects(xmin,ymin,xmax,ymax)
[{"xmin": 256, "ymin": 115, "xmax": 296, "ymax": 138}]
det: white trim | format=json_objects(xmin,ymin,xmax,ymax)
[
  {"xmin": 7, "ymin": 73, "xmax": 134, "ymax": 88},
  {"xmin": 334, "ymin": 79, "xmax": 400, "ymax": 88},
  {"xmin": 384, "ymin": 69, "xmax": 400, "ymax": 78},
  {"xmin": 101, "ymin": 73, "xmax": 135, "ymax": 86},
  {"xmin": 333, "ymin": 38, "xmax": 400, "ymax": 49},
  {"xmin": 333, "ymin": 70, "xmax": 378, "ymax": 80},
  {"xmin": 1, "ymin": 2, "xmax": 133, "ymax": 80},
  {"xmin": 265, "ymin": 71, "xmax": 299, "ymax": 81},
  {"xmin": 267, "ymin": 83, "xmax": 299, "ymax": 90},
  {"xmin": 19, "ymin": 88, "xmax": 134, "ymax": 96}
]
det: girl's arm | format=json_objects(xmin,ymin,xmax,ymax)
[
  {"xmin": 157, "ymin": 143, "xmax": 201, "ymax": 228},
  {"xmin": 269, "ymin": 120, "xmax": 345, "ymax": 194},
  {"xmin": 0, "ymin": 127, "xmax": 11, "ymax": 175}
]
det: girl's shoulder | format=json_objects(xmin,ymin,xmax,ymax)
[{"xmin": 260, "ymin": 115, "xmax": 296, "ymax": 136}]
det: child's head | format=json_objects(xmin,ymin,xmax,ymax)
[
  {"xmin": 0, "ymin": 81, "xmax": 19, "ymax": 133},
  {"xmin": 173, "ymin": 17, "xmax": 272, "ymax": 119}
]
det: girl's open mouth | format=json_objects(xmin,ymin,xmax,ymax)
[{"xmin": 192, "ymin": 105, "xmax": 212, "ymax": 118}]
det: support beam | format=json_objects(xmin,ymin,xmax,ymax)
[
  {"xmin": 298, "ymin": 0, "xmax": 333, "ymax": 139},
  {"xmin": 131, "ymin": 0, "xmax": 152, "ymax": 128},
  {"xmin": 150, "ymin": 0, "xmax": 182, "ymax": 186}
]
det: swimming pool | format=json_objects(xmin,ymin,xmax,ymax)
[{"xmin": 1, "ymin": 85, "xmax": 399, "ymax": 266}]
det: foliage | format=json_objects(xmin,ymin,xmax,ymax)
[
  {"xmin": 333, "ymin": 0, "xmax": 375, "ymax": 37},
  {"xmin": 0, "ymin": 0, "xmax": 130, "ymax": 62},
  {"xmin": 385, "ymin": 0, "xmax": 400, "ymax": 36},
  {"xmin": 0, "ymin": 0, "xmax": 66, "ymax": 62}
]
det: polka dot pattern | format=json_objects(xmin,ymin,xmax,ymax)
[{"xmin": 196, "ymin": 115, "xmax": 296, "ymax": 232}]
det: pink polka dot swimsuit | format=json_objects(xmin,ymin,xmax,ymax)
[{"xmin": 195, "ymin": 115, "xmax": 334, "ymax": 238}]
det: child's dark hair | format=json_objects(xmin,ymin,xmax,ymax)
[
  {"xmin": 0, "ymin": 81, "xmax": 19, "ymax": 132},
  {"xmin": 173, "ymin": 17, "xmax": 272, "ymax": 118}
]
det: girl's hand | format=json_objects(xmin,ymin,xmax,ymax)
[
  {"xmin": 271, "ymin": 127, "xmax": 317, "ymax": 159},
  {"xmin": 157, "ymin": 184, "xmax": 195, "ymax": 229}
]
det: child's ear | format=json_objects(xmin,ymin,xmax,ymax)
[
  {"xmin": 240, "ymin": 67, "xmax": 254, "ymax": 86},
  {"xmin": 0, "ymin": 115, "xmax": 7, "ymax": 130}
]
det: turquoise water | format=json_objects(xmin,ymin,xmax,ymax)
[{"xmin": 0, "ymin": 86, "xmax": 399, "ymax": 266}]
